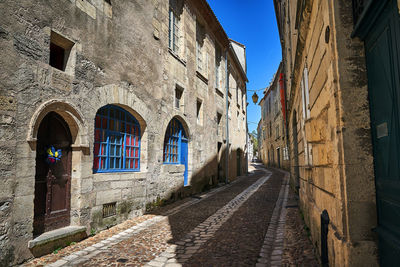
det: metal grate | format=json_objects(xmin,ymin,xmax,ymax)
[
  {"xmin": 103, "ymin": 202, "xmax": 116, "ymax": 218},
  {"xmin": 352, "ymin": 0, "xmax": 365, "ymax": 25}
]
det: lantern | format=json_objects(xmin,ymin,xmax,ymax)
[{"xmin": 252, "ymin": 92, "xmax": 259, "ymax": 104}]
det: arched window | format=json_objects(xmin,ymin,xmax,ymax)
[
  {"xmin": 163, "ymin": 118, "xmax": 187, "ymax": 163},
  {"xmin": 93, "ymin": 105, "xmax": 140, "ymax": 173}
]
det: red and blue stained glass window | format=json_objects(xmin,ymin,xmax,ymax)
[
  {"xmin": 93, "ymin": 105, "xmax": 140, "ymax": 172},
  {"xmin": 163, "ymin": 118, "xmax": 187, "ymax": 163}
]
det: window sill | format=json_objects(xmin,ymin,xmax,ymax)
[
  {"xmin": 196, "ymin": 70, "xmax": 208, "ymax": 84},
  {"xmin": 94, "ymin": 169, "xmax": 141, "ymax": 174},
  {"xmin": 215, "ymin": 87, "xmax": 224, "ymax": 98},
  {"xmin": 169, "ymin": 49, "xmax": 186, "ymax": 66}
]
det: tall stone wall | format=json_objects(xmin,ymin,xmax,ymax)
[
  {"xmin": 280, "ymin": 0, "xmax": 378, "ymax": 265},
  {"xmin": 258, "ymin": 65, "xmax": 289, "ymax": 171}
]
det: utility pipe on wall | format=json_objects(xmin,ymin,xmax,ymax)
[{"xmin": 225, "ymin": 49, "xmax": 229, "ymax": 184}]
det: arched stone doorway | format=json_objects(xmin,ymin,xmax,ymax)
[{"xmin": 33, "ymin": 112, "xmax": 72, "ymax": 236}]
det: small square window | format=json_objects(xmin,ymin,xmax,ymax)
[
  {"xmin": 103, "ymin": 202, "xmax": 116, "ymax": 218},
  {"xmin": 217, "ymin": 112, "xmax": 222, "ymax": 125},
  {"xmin": 175, "ymin": 86, "xmax": 183, "ymax": 109},
  {"xmin": 49, "ymin": 31, "xmax": 74, "ymax": 72},
  {"xmin": 216, "ymin": 112, "xmax": 222, "ymax": 135}
]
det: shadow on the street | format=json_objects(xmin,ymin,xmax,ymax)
[{"xmin": 146, "ymin": 154, "xmax": 279, "ymax": 266}]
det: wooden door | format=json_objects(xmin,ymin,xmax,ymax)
[
  {"xmin": 365, "ymin": 0, "xmax": 400, "ymax": 264},
  {"xmin": 34, "ymin": 112, "xmax": 72, "ymax": 236}
]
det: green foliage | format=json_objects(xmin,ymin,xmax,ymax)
[
  {"xmin": 53, "ymin": 247, "xmax": 62, "ymax": 254},
  {"xmin": 52, "ymin": 240, "xmax": 77, "ymax": 255},
  {"xmin": 145, "ymin": 196, "xmax": 166, "ymax": 211},
  {"xmin": 90, "ymin": 228, "xmax": 96, "ymax": 236}
]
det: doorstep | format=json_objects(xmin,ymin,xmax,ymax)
[{"xmin": 28, "ymin": 226, "xmax": 87, "ymax": 257}]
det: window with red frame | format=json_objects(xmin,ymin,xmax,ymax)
[{"xmin": 93, "ymin": 105, "xmax": 140, "ymax": 173}]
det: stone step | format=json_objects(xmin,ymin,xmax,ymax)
[{"xmin": 28, "ymin": 226, "xmax": 87, "ymax": 257}]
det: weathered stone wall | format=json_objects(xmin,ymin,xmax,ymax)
[
  {"xmin": 0, "ymin": 0, "xmax": 248, "ymax": 265},
  {"xmin": 258, "ymin": 65, "xmax": 290, "ymax": 171},
  {"xmin": 278, "ymin": 0, "xmax": 378, "ymax": 265}
]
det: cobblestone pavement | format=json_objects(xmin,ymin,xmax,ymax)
[
  {"xmin": 256, "ymin": 170, "xmax": 289, "ymax": 267},
  {"xmin": 22, "ymin": 164, "xmax": 319, "ymax": 267},
  {"xmin": 281, "ymin": 186, "xmax": 320, "ymax": 267}
]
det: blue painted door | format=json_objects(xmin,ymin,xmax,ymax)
[{"xmin": 181, "ymin": 139, "xmax": 188, "ymax": 186}]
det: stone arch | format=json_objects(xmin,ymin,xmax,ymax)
[
  {"xmin": 162, "ymin": 114, "xmax": 191, "ymax": 140},
  {"xmin": 27, "ymin": 99, "xmax": 88, "ymax": 149},
  {"xmin": 113, "ymin": 103, "xmax": 147, "ymax": 136},
  {"xmin": 91, "ymin": 84, "xmax": 152, "ymax": 131},
  {"xmin": 91, "ymin": 84, "xmax": 153, "ymax": 171}
]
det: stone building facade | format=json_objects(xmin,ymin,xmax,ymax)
[
  {"xmin": 274, "ymin": 0, "xmax": 400, "ymax": 265},
  {"xmin": 258, "ymin": 63, "xmax": 289, "ymax": 170},
  {"xmin": 0, "ymin": 0, "xmax": 248, "ymax": 265}
]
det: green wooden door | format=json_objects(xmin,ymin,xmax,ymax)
[{"xmin": 365, "ymin": 1, "xmax": 400, "ymax": 265}]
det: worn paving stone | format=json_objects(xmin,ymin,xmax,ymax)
[
  {"xmin": 22, "ymin": 215, "xmax": 156, "ymax": 266},
  {"xmin": 23, "ymin": 164, "xmax": 314, "ymax": 267},
  {"xmin": 185, "ymin": 168, "xmax": 283, "ymax": 266},
  {"xmin": 281, "ymin": 185, "xmax": 319, "ymax": 267}
]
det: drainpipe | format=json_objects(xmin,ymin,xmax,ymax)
[
  {"xmin": 225, "ymin": 49, "xmax": 229, "ymax": 184},
  {"xmin": 245, "ymin": 100, "xmax": 248, "ymax": 174}
]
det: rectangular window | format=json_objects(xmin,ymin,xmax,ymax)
[
  {"xmin": 236, "ymin": 86, "xmax": 239, "ymax": 104},
  {"xmin": 269, "ymin": 121, "xmax": 272, "ymax": 137},
  {"xmin": 49, "ymin": 31, "xmax": 74, "ymax": 72},
  {"xmin": 197, "ymin": 99, "xmax": 203, "ymax": 125},
  {"xmin": 276, "ymin": 125, "xmax": 279, "ymax": 139},
  {"xmin": 228, "ymin": 102, "xmax": 231, "ymax": 120},
  {"xmin": 215, "ymin": 44, "xmax": 221, "ymax": 88},
  {"xmin": 169, "ymin": 9, "xmax": 179, "ymax": 53},
  {"xmin": 217, "ymin": 112, "xmax": 222, "ymax": 135},
  {"xmin": 301, "ymin": 66, "xmax": 312, "ymax": 165},
  {"xmin": 197, "ymin": 41, "xmax": 203, "ymax": 72},
  {"xmin": 237, "ymin": 111, "xmax": 240, "ymax": 130},
  {"xmin": 175, "ymin": 86, "xmax": 183, "ymax": 109},
  {"xmin": 102, "ymin": 202, "xmax": 116, "ymax": 218},
  {"xmin": 302, "ymin": 66, "xmax": 311, "ymax": 119},
  {"xmin": 196, "ymin": 22, "xmax": 205, "ymax": 73}
]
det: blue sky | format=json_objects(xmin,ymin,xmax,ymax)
[{"xmin": 207, "ymin": 0, "xmax": 282, "ymax": 134}]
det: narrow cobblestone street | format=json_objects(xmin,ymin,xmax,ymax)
[{"xmin": 22, "ymin": 164, "xmax": 319, "ymax": 267}]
